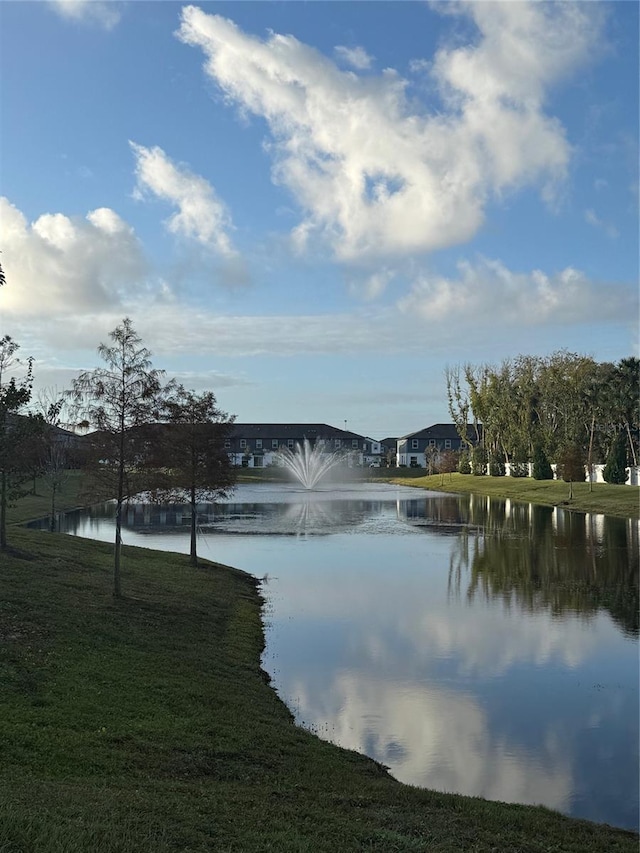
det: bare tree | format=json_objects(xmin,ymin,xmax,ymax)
[{"xmin": 69, "ymin": 319, "xmax": 167, "ymax": 597}]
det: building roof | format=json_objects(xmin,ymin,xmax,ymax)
[
  {"xmin": 399, "ymin": 423, "xmax": 481, "ymax": 441},
  {"xmin": 228, "ymin": 423, "xmax": 366, "ymax": 442}
]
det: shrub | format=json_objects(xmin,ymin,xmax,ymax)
[
  {"xmin": 489, "ymin": 456, "xmax": 505, "ymax": 477},
  {"xmin": 603, "ymin": 432, "xmax": 628, "ymax": 484},
  {"xmin": 458, "ymin": 450, "xmax": 471, "ymax": 474},
  {"xmin": 532, "ymin": 444, "xmax": 553, "ymax": 480},
  {"xmin": 510, "ymin": 460, "xmax": 529, "ymax": 478},
  {"xmin": 471, "ymin": 447, "xmax": 487, "ymax": 476}
]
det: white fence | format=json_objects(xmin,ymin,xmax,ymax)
[{"xmin": 502, "ymin": 462, "xmax": 639, "ymax": 486}]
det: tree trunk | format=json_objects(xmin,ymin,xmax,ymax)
[
  {"xmin": 114, "ymin": 498, "xmax": 122, "ymax": 598},
  {"xmin": 587, "ymin": 414, "xmax": 595, "ymax": 493},
  {"xmin": 626, "ymin": 422, "xmax": 637, "ymax": 467},
  {"xmin": 50, "ymin": 483, "xmax": 57, "ymax": 533},
  {"xmin": 190, "ymin": 486, "xmax": 198, "ymax": 567},
  {"xmin": 0, "ymin": 468, "xmax": 6, "ymax": 550}
]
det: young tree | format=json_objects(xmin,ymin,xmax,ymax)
[
  {"xmin": 36, "ymin": 390, "xmax": 73, "ymax": 532},
  {"xmin": 438, "ymin": 449, "xmax": 458, "ymax": 484},
  {"xmin": 556, "ymin": 444, "xmax": 585, "ymax": 500},
  {"xmin": 0, "ymin": 336, "xmax": 37, "ymax": 550},
  {"xmin": 69, "ymin": 319, "xmax": 166, "ymax": 597},
  {"xmin": 154, "ymin": 386, "xmax": 236, "ymax": 567}
]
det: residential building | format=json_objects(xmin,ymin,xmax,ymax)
[
  {"xmin": 396, "ymin": 424, "xmax": 481, "ymax": 468},
  {"xmin": 225, "ymin": 423, "xmax": 369, "ymax": 467}
]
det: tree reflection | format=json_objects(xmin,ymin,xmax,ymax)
[
  {"xmin": 465, "ymin": 501, "xmax": 638, "ymax": 637},
  {"xmin": 397, "ymin": 495, "xmax": 638, "ymax": 636}
]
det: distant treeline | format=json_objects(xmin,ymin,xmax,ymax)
[{"xmin": 446, "ymin": 352, "xmax": 639, "ymax": 475}]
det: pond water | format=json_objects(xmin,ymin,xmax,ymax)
[{"xmin": 32, "ymin": 482, "xmax": 639, "ymax": 830}]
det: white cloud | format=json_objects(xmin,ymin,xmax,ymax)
[
  {"xmin": 0, "ymin": 196, "xmax": 148, "ymax": 318},
  {"xmin": 177, "ymin": 3, "xmax": 601, "ymax": 262},
  {"xmin": 48, "ymin": 0, "xmax": 121, "ymax": 30},
  {"xmin": 584, "ymin": 208, "xmax": 619, "ymax": 239},
  {"xmin": 130, "ymin": 142, "xmax": 238, "ymax": 259},
  {"xmin": 397, "ymin": 257, "xmax": 636, "ymax": 326},
  {"xmin": 347, "ymin": 268, "xmax": 394, "ymax": 301},
  {"xmin": 334, "ymin": 45, "xmax": 373, "ymax": 70}
]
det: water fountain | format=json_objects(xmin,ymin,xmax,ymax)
[{"xmin": 276, "ymin": 438, "xmax": 346, "ymax": 489}]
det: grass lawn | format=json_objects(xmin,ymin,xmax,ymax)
[
  {"xmin": 1, "ymin": 523, "xmax": 638, "ymax": 852},
  {"xmin": 377, "ymin": 472, "xmax": 640, "ymax": 519}
]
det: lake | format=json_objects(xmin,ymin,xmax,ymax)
[{"xmin": 32, "ymin": 482, "xmax": 639, "ymax": 830}]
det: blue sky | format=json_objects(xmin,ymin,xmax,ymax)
[{"xmin": 1, "ymin": 1, "xmax": 638, "ymax": 439}]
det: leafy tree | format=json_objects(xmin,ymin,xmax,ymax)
[
  {"xmin": 36, "ymin": 390, "xmax": 73, "ymax": 532},
  {"xmin": 0, "ymin": 336, "xmax": 37, "ymax": 550},
  {"xmin": 532, "ymin": 443, "xmax": 553, "ymax": 480},
  {"xmin": 69, "ymin": 319, "xmax": 167, "ymax": 597},
  {"xmin": 556, "ymin": 444, "xmax": 585, "ymax": 500},
  {"xmin": 152, "ymin": 386, "xmax": 236, "ymax": 567},
  {"xmin": 438, "ymin": 449, "xmax": 458, "ymax": 484},
  {"xmin": 603, "ymin": 432, "xmax": 628, "ymax": 485}
]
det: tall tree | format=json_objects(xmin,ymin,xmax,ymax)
[
  {"xmin": 69, "ymin": 319, "xmax": 166, "ymax": 597},
  {"xmin": 153, "ymin": 386, "xmax": 236, "ymax": 567},
  {"xmin": 0, "ymin": 336, "xmax": 36, "ymax": 550}
]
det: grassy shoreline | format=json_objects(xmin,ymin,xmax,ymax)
[
  {"xmin": 3, "ymin": 474, "xmax": 638, "ymax": 849},
  {"xmin": 1, "ymin": 527, "xmax": 638, "ymax": 852},
  {"xmin": 376, "ymin": 471, "xmax": 640, "ymax": 519}
]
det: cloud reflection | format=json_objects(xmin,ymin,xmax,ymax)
[{"xmin": 290, "ymin": 671, "xmax": 573, "ymax": 812}]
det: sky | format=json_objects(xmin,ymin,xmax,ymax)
[{"xmin": 1, "ymin": 1, "xmax": 638, "ymax": 440}]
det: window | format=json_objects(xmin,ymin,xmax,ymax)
[
  {"xmin": 240, "ymin": 439, "xmax": 247, "ymax": 449},
  {"xmin": 429, "ymin": 439, "xmax": 436, "ymax": 447},
  {"xmin": 352, "ymin": 439, "xmax": 359, "ymax": 448},
  {"xmin": 444, "ymin": 439, "xmax": 451, "ymax": 449},
  {"xmin": 272, "ymin": 439, "xmax": 278, "ymax": 448},
  {"xmin": 224, "ymin": 439, "xmax": 230, "ymax": 449},
  {"xmin": 411, "ymin": 439, "xmax": 419, "ymax": 449},
  {"xmin": 256, "ymin": 439, "xmax": 263, "ymax": 449},
  {"xmin": 287, "ymin": 439, "xmax": 294, "ymax": 448},
  {"xmin": 335, "ymin": 439, "xmax": 342, "ymax": 449}
]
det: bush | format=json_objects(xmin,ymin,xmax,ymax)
[
  {"xmin": 489, "ymin": 456, "xmax": 505, "ymax": 477},
  {"xmin": 532, "ymin": 444, "xmax": 553, "ymax": 480},
  {"xmin": 603, "ymin": 432, "xmax": 628, "ymax": 484},
  {"xmin": 510, "ymin": 460, "xmax": 529, "ymax": 478},
  {"xmin": 471, "ymin": 447, "xmax": 487, "ymax": 476},
  {"xmin": 458, "ymin": 450, "xmax": 471, "ymax": 474}
]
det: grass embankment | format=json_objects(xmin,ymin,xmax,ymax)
[
  {"xmin": 1, "ymin": 528, "xmax": 638, "ymax": 852},
  {"xmin": 377, "ymin": 471, "xmax": 640, "ymax": 519},
  {"xmin": 8, "ymin": 471, "xmax": 89, "ymax": 526}
]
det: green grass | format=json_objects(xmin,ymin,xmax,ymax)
[
  {"xmin": 7, "ymin": 471, "xmax": 89, "ymax": 525},
  {"xmin": 376, "ymin": 472, "xmax": 640, "ymax": 519},
  {"xmin": 1, "ymin": 526, "xmax": 638, "ymax": 852}
]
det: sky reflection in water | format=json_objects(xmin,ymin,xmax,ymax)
[{"xmin": 40, "ymin": 483, "xmax": 639, "ymax": 830}]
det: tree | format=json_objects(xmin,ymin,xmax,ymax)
[
  {"xmin": 36, "ymin": 390, "xmax": 73, "ymax": 532},
  {"xmin": 69, "ymin": 319, "xmax": 166, "ymax": 597},
  {"xmin": 438, "ymin": 449, "xmax": 458, "ymax": 484},
  {"xmin": 556, "ymin": 444, "xmax": 585, "ymax": 500},
  {"xmin": 0, "ymin": 336, "xmax": 37, "ymax": 550},
  {"xmin": 153, "ymin": 386, "xmax": 236, "ymax": 567},
  {"xmin": 603, "ymin": 432, "xmax": 628, "ymax": 485}
]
